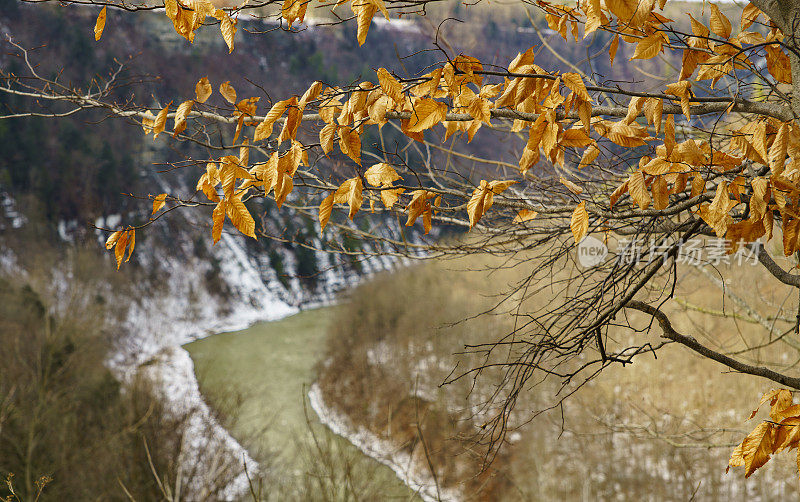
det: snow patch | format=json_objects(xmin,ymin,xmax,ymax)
[{"xmin": 309, "ymin": 383, "xmax": 462, "ymax": 502}]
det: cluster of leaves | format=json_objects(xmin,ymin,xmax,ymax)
[
  {"xmin": 95, "ymin": 0, "xmax": 238, "ymax": 51},
  {"xmin": 96, "ymin": 0, "xmax": 392, "ymax": 49},
  {"xmin": 105, "ymin": 226, "xmax": 135, "ymax": 269},
  {"xmin": 87, "ymin": 0, "xmax": 800, "ymax": 482},
  {"xmin": 729, "ymin": 389, "xmax": 800, "ymax": 479}
]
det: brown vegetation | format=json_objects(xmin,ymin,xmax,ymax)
[
  {"xmin": 317, "ymin": 246, "xmax": 800, "ymax": 499},
  {"xmin": 0, "ymin": 248, "xmax": 243, "ymax": 501}
]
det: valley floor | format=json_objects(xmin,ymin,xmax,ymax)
[{"xmin": 184, "ymin": 308, "xmax": 420, "ymax": 500}]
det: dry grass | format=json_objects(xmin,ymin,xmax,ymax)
[{"xmin": 317, "ymin": 235, "xmax": 800, "ymax": 500}]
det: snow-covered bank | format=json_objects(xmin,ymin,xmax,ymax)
[
  {"xmin": 111, "ymin": 226, "xmax": 398, "ymax": 500},
  {"xmin": 308, "ymin": 383, "xmax": 462, "ymax": 502},
  {"xmin": 106, "ymin": 231, "xmax": 302, "ymax": 500},
  {"xmin": 139, "ymin": 346, "xmax": 259, "ymax": 500}
]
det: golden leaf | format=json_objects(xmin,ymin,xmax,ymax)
[
  {"xmin": 405, "ymin": 190, "xmax": 436, "ymax": 232},
  {"xmin": 643, "ymin": 98, "xmax": 663, "ymax": 135},
  {"xmin": 513, "ymin": 209, "xmax": 537, "ymax": 223},
  {"xmin": 367, "ymin": 0, "xmax": 389, "ymax": 19},
  {"xmin": 364, "ymin": 163, "xmax": 401, "ymax": 186},
  {"xmin": 378, "ymin": 187, "xmax": 404, "ymax": 209},
  {"xmin": 579, "ymin": 144, "xmax": 600, "ymax": 169},
  {"xmin": 741, "ymin": 3, "xmax": 761, "ymax": 30},
  {"xmin": 772, "ymin": 404, "xmax": 800, "ymax": 425},
  {"xmin": 652, "ymin": 176, "xmax": 668, "ymax": 210},
  {"xmin": 125, "ymin": 229, "xmax": 135, "ymax": 263},
  {"xmin": 688, "ymin": 13, "xmax": 710, "ymax": 38},
  {"xmin": 220, "ymin": 14, "xmax": 236, "ymax": 53},
  {"xmin": 195, "ymin": 77, "xmax": 213, "ymax": 104},
  {"xmin": 560, "ymin": 176, "xmax": 583, "ymax": 195},
  {"xmin": 630, "ymin": 33, "xmax": 664, "ymax": 60},
  {"xmin": 582, "ymin": 0, "xmax": 603, "ymax": 37},
  {"xmin": 377, "ymin": 68, "xmax": 403, "ymax": 104},
  {"xmin": 212, "ymin": 200, "xmax": 226, "ymax": 243},
  {"xmin": 165, "ymin": 0, "xmax": 178, "ymax": 22},
  {"xmin": 333, "ymin": 177, "xmax": 364, "ymax": 220},
  {"xmin": 299, "ymin": 81, "xmax": 324, "ymax": 111},
  {"xmin": 708, "ymin": 3, "xmax": 732, "ymax": 39},
  {"xmin": 353, "ymin": 1, "xmax": 378, "ymax": 46},
  {"xmin": 173, "ymin": 99, "xmax": 194, "ymax": 136},
  {"xmin": 467, "ymin": 180, "xmax": 515, "ymax": 228},
  {"xmin": 410, "ymin": 68, "xmax": 443, "ymax": 98},
  {"xmin": 274, "ymin": 172, "xmax": 294, "ymax": 208},
  {"xmin": 702, "ymin": 180, "xmax": 735, "ymax": 237},
  {"xmin": 628, "ymin": 171, "xmax": 651, "ymax": 209},
  {"xmin": 141, "ymin": 110, "xmax": 155, "ymax": 135},
  {"xmin": 319, "ymin": 123, "xmax": 336, "ymax": 154},
  {"xmin": 609, "ymin": 180, "xmax": 629, "ymax": 209},
  {"xmin": 577, "ymin": 100, "xmax": 592, "ymax": 132},
  {"xmin": 594, "ymin": 119, "xmax": 650, "ymax": 147},
  {"xmin": 254, "ymin": 100, "xmax": 288, "ymax": 142},
  {"xmin": 152, "ymin": 193, "xmax": 167, "ymax": 215},
  {"xmin": 606, "ymin": 0, "xmax": 636, "ymax": 25},
  {"xmin": 750, "ymin": 177, "xmax": 769, "ymax": 220},
  {"xmin": 220, "ymin": 81, "xmax": 237, "ymax": 104},
  {"xmin": 623, "ymin": 96, "xmax": 646, "ymax": 125},
  {"xmin": 407, "ymin": 98, "xmax": 447, "ymax": 133},
  {"xmin": 227, "ymin": 195, "xmax": 256, "ymax": 238},
  {"xmin": 766, "ymin": 46, "xmax": 792, "ymax": 84},
  {"xmin": 282, "ymin": 0, "xmax": 309, "ymax": 27},
  {"xmin": 338, "ymin": 126, "xmax": 362, "ymax": 165},
  {"xmin": 642, "ymin": 157, "xmax": 670, "ymax": 175},
  {"xmin": 105, "ymin": 230, "xmax": 122, "ymax": 250},
  {"xmin": 467, "ymin": 97, "xmax": 491, "ymax": 126},
  {"xmin": 277, "ymin": 97, "xmax": 301, "ymax": 145},
  {"xmin": 665, "ymin": 81, "xmax": 692, "ymax": 119},
  {"xmin": 609, "ymin": 35, "xmax": 620, "ymax": 66},
  {"xmin": 367, "ymin": 95, "xmax": 392, "ymax": 128},
  {"xmin": 153, "ymin": 103, "xmax": 171, "ymax": 139},
  {"xmin": 562, "ymin": 72, "xmax": 590, "ymax": 102},
  {"xmin": 690, "ymin": 173, "xmax": 706, "ymax": 198},
  {"xmin": 94, "ymin": 7, "xmax": 107, "ymax": 41},
  {"xmin": 570, "ymin": 201, "xmax": 589, "ymax": 243},
  {"xmin": 730, "ymin": 421, "xmax": 775, "ymax": 478},
  {"xmin": 751, "ymin": 121, "xmax": 769, "ymax": 165},
  {"xmin": 114, "ymin": 230, "xmax": 129, "ymax": 269},
  {"xmin": 773, "ymin": 416, "xmax": 800, "ymax": 453},
  {"xmin": 561, "ymin": 129, "xmax": 593, "ymax": 148},
  {"xmin": 318, "ymin": 193, "xmax": 336, "ymax": 231},
  {"xmin": 769, "ymin": 123, "xmax": 788, "ymax": 173},
  {"xmin": 664, "ymin": 114, "xmax": 676, "ymax": 156}
]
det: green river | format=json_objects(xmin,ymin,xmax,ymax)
[{"xmin": 184, "ymin": 308, "xmax": 419, "ymax": 500}]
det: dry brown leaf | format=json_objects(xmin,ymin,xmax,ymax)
[
  {"xmin": 152, "ymin": 193, "xmax": 167, "ymax": 215},
  {"xmin": 220, "ymin": 14, "xmax": 236, "ymax": 53},
  {"xmin": 708, "ymin": 3, "xmax": 732, "ymax": 39},
  {"xmin": 220, "ymin": 81, "xmax": 237, "ymax": 104},
  {"xmin": 226, "ymin": 195, "xmax": 256, "ymax": 238},
  {"xmin": 562, "ymin": 73, "xmax": 590, "ymax": 102},
  {"xmin": 407, "ymin": 98, "xmax": 447, "ymax": 133},
  {"xmin": 377, "ymin": 68, "xmax": 403, "ymax": 104},
  {"xmin": 513, "ymin": 209, "xmax": 538, "ymax": 223},
  {"xmin": 560, "ymin": 176, "xmax": 583, "ymax": 195},
  {"xmin": 570, "ymin": 201, "xmax": 589, "ymax": 243},
  {"xmin": 94, "ymin": 7, "xmax": 107, "ymax": 41},
  {"xmin": 628, "ymin": 171, "xmax": 651, "ymax": 209},
  {"xmin": 364, "ymin": 163, "xmax": 401, "ymax": 186},
  {"xmin": 195, "ymin": 77, "xmax": 213, "ymax": 104}
]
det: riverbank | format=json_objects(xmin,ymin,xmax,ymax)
[{"xmin": 184, "ymin": 308, "xmax": 419, "ymax": 499}]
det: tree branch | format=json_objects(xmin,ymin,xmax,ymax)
[{"xmin": 626, "ymin": 300, "xmax": 800, "ymax": 389}]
